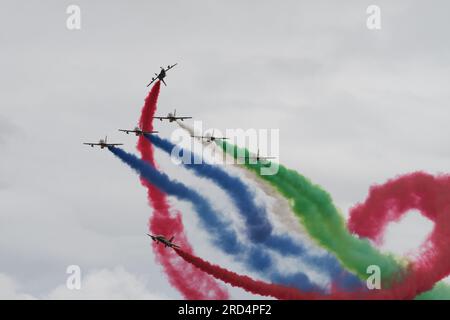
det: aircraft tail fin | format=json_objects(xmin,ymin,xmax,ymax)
[
  {"xmin": 169, "ymin": 236, "xmax": 174, "ymax": 242},
  {"xmin": 162, "ymin": 79, "xmax": 167, "ymax": 86}
]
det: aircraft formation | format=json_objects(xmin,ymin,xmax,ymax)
[{"xmin": 83, "ymin": 63, "xmax": 276, "ymax": 249}]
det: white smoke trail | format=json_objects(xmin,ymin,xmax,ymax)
[{"xmin": 176, "ymin": 121, "xmax": 308, "ymax": 237}]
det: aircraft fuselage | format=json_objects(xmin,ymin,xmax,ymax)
[{"xmin": 159, "ymin": 69, "xmax": 166, "ymax": 80}]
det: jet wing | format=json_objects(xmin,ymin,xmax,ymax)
[
  {"xmin": 83, "ymin": 142, "xmax": 101, "ymax": 146},
  {"xmin": 147, "ymin": 77, "xmax": 158, "ymax": 87},
  {"xmin": 246, "ymin": 156, "xmax": 275, "ymax": 161},
  {"xmin": 239, "ymin": 156, "xmax": 269, "ymax": 162},
  {"xmin": 174, "ymin": 116, "xmax": 192, "ymax": 120},
  {"xmin": 153, "ymin": 116, "xmax": 169, "ymax": 120},
  {"xmin": 165, "ymin": 63, "xmax": 178, "ymax": 71},
  {"xmin": 118, "ymin": 129, "xmax": 134, "ymax": 134},
  {"xmin": 169, "ymin": 243, "xmax": 181, "ymax": 249},
  {"xmin": 105, "ymin": 143, "xmax": 123, "ymax": 146}
]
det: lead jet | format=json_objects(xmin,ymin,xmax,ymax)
[
  {"xmin": 147, "ymin": 63, "xmax": 178, "ymax": 87},
  {"xmin": 118, "ymin": 127, "xmax": 158, "ymax": 136},
  {"xmin": 83, "ymin": 136, "xmax": 123, "ymax": 149},
  {"xmin": 153, "ymin": 109, "xmax": 192, "ymax": 122},
  {"xmin": 191, "ymin": 129, "xmax": 229, "ymax": 143},
  {"xmin": 147, "ymin": 234, "xmax": 180, "ymax": 249}
]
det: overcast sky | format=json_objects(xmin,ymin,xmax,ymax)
[{"xmin": 1, "ymin": 0, "xmax": 450, "ymax": 299}]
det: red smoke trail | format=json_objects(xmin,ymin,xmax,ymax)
[
  {"xmin": 174, "ymin": 248, "xmax": 319, "ymax": 300},
  {"xmin": 174, "ymin": 247, "xmax": 433, "ymax": 300},
  {"xmin": 348, "ymin": 172, "xmax": 450, "ymax": 298},
  {"xmin": 137, "ymin": 81, "xmax": 228, "ymax": 299}
]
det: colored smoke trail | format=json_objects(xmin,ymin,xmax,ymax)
[
  {"xmin": 147, "ymin": 134, "xmax": 281, "ymax": 243},
  {"xmin": 108, "ymin": 146, "xmax": 321, "ymax": 291},
  {"xmin": 348, "ymin": 172, "xmax": 450, "ymax": 299},
  {"xmin": 177, "ymin": 121, "xmax": 305, "ymax": 235},
  {"xmin": 174, "ymin": 249, "xmax": 315, "ymax": 300},
  {"xmin": 136, "ymin": 82, "xmax": 228, "ymax": 299},
  {"xmin": 147, "ymin": 134, "xmax": 362, "ymax": 290},
  {"xmin": 112, "ymin": 82, "xmax": 450, "ymax": 299},
  {"xmin": 114, "ymin": 95, "xmax": 450, "ymax": 299},
  {"xmin": 174, "ymin": 248, "xmax": 436, "ymax": 300},
  {"xmin": 216, "ymin": 141, "xmax": 405, "ymax": 281},
  {"xmin": 217, "ymin": 141, "xmax": 450, "ymax": 298}
]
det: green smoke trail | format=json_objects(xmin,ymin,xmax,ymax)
[
  {"xmin": 217, "ymin": 141, "xmax": 450, "ymax": 299},
  {"xmin": 415, "ymin": 282, "xmax": 450, "ymax": 300}
]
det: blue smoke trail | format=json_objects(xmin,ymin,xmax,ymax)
[
  {"xmin": 109, "ymin": 146, "xmax": 322, "ymax": 291},
  {"xmin": 145, "ymin": 134, "xmax": 363, "ymax": 290}
]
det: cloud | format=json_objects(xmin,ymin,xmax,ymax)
[
  {"xmin": 0, "ymin": 273, "xmax": 35, "ymax": 300},
  {"xmin": 47, "ymin": 267, "xmax": 166, "ymax": 300},
  {"xmin": 0, "ymin": 267, "xmax": 165, "ymax": 300}
]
